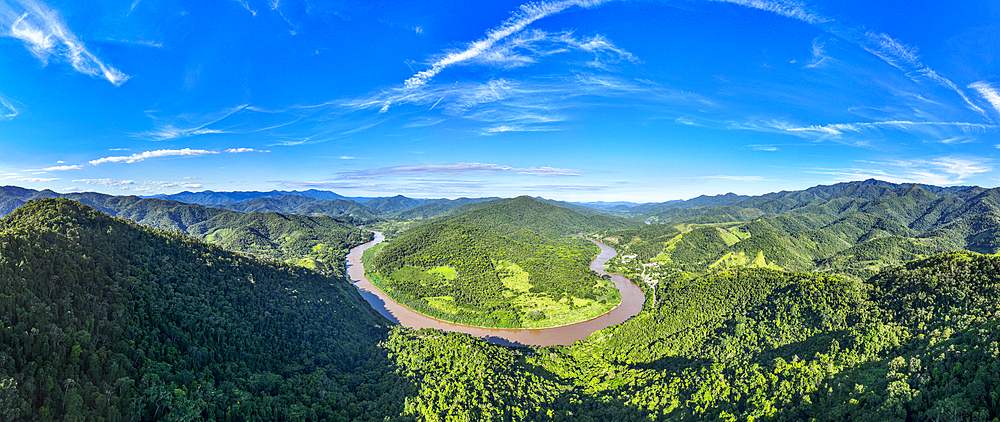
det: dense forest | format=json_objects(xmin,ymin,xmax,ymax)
[
  {"xmin": 0, "ymin": 187, "xmax": 370, "ymax": 278},
  {"xmin": 0, "ymin": 199, "xmax": 408, "ymax": 421},
  {"xmin": 4, "ymin": 180, "xmax": 1000, "ymax": 420}
]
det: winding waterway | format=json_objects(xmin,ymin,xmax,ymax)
[{"xmin": 345, "ymin": 232, "xmax": 645, "ymax": 347}]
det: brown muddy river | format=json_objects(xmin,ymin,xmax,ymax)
[{"xmin": 345, "ymin": 232, "xmax": 646, "ymax": 347}]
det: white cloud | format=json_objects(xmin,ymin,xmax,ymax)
[
  {"xmin": 713, "ymin": 0, "xmax": 827, "ymax": 24},
  {"xmin": 0, "ymin": 96, "xmax": 17, "ymax": 119},
  {"xmin": 403, "ymin": 0, "xmax": 608, "ymax": 89},
  {"xmin": 813, "ymin": 156, "xmax": 992, "ymax": 185},
  {"xmin": 72, "ymin": 178, "xmax": 136, "ymax": 186},
  {"xmin": 711, "ymin": 0, "xmax": 986, "ymax": 119},
  {"xmin": 138, "ymin": 104, "xmax": 248, "ymax": 141},
  {"xmin": 28, "ymin": 164, "xmax": 82, "ymax": 171},
  {"xmin": 89, "ymin": 148, "xmax": 219, "ymax": 165},
  {"xmin": 763, "ymin": 120, "xmax": 996, "ymax": 142},
  {"xmin": 232, "ymin": 0, "xmax": 257, "ymax": 16},
  {"xmin": 338, "ymin": 162, "xmax": 579, "ymax": 179},
  {"xmin": 806, "ymin": 38, "xmax": 828, "ymax": 68},
  {"xmin": 2, "ymin": 173, "xmax": 59, "ymax": 182},
  {"xmin": 225, "ymin": 147, "xmax": 270, "ymax": 153},
  {"xmin": 1, "ymin": 0, "xmax": 128, "ymax": 85},
  {"xmin": 969, "ymin": 81, "xmax": 1000, "ymax": 116},
  {"xmin": 73, "ymin": 178, "xmax": 203, "ymax": 189}
]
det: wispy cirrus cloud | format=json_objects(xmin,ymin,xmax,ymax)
[
  {"xmin": 713, "ymin": 0, "xmax": 826, "ymax": 24},
  {"xmin": 338, "ymin": 162, "xmax": 580, "ymax": 179},
  {"xmin": 969, "ymin": 82, "xmax": 1000, "ymax": 116},
  {"xmin": 225, "ymin": 148, "xmax": 270, "ymax": 153},
  {"xmin": 755, "ymin": 119, "xmax": 997, "ymax": 145},
  {"xmin": 137, "ymin": 104, "xmax": 249, "ymax": 141},
  {"xmin": 0, "ymin": 0, "xmax": 128, "ymax": 85},
  {"xmin": 805, "ymin": 38, "xmax": 828, "ymax": 68},
  {"xmin": 460, "ymin": 29, "xmax": 639, "ymax": 71},
  {"xmin": 403, "ymin": 0, "xmax": 608, "ymax": 89},
  {"xmin": 717, "ymin": 0, "xmax": 987, "ymax": 119},
  {"xmin": 0, "ymin": 95, "xmax": 17, "ymax": 119}
]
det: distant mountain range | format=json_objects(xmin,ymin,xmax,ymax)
[
  {"xmin": 600, "ymin": 179, "xmax": 1000, "ymax": 279},
  {"xmin": 0, "ymin": 186, "xmax": 368, "ymax": 276}
]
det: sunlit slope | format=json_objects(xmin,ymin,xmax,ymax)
[
  {"xmin": 601, "ymin": 185, "xmax": 1000, "ymax": 278},
  {"xmin": 369, "ymin": 197, "xmax": 636, "ymax": 328}
]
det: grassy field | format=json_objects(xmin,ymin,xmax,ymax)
[{"xmin": 497, "ymin": 260, "xmax": 619, "ymax": 329}]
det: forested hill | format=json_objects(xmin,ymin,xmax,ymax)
[
  {"xmin": 618, "ymin": 179, "xmax": 984, "ymax": 223},
  {"xmin": 0, "ymin": 199, "xmax": 411, "ymax": 420},
  {"xmin": 427, "ymin": 196, "xmax": 638, "ymax": 240},
  {"xmin": 216, "ymin": 195, "xmax": 380, "ymax": 220},
  {"xmin": 151, "ymin": 189, "xmax": 359, "ymax": 205},
  {"xmin": 380, "ymin": 250, "xmax": 1000, "ymax": 421},
  {"xmin": 597, "ymin": 182, "xmax": 1000, "ymax": 278},
  {"xmin": 0, "ymin": 187, "xmax": 370, "ymax": 277},
  {"xmin": 368, "ymin": 196, "xmax": 636, "ymax": 328}
]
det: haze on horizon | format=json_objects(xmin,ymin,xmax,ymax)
[{"xmin": 1, "ymin": 0, "xmax": 998, "ymax": 202}]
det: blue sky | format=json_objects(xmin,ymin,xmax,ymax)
[{"xmin": 0, "ymin": 0, "xmax": 998, "ymax": 202}]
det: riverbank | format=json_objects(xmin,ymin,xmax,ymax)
[{"xmin": 346, "ymin": 232, "xmax": 645, "ymax": 346}]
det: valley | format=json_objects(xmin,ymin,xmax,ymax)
[{"xmin": 2, "ymin": 180, "xmax": 1000, "ymax": 421}]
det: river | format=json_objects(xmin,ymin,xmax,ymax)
[{"xmin": 345, "ymin": 232, "xmax": 646, "ymax": 347}]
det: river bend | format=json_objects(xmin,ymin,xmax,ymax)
[{"xmin": 345, "ymin": 232, "xmax": 645, "ymax": 346}]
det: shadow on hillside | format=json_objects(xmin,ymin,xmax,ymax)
[
  {"xmin": 751, "ymin": 330, "xmax": 851, "ymax": 365},
  {"xmin": 629, "ymin": 354, "xmax": 712, "ymax": 373},
  {"xmin": 522, "ymin": 357, "xmax": 658, "ymax": 421}
]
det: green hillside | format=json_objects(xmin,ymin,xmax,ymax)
[
  {"xmin": 0, "ymin": 199, "xmax": 410, "ymax": 421},
  {"xmin": 600, "ymin": 184, "xmax": 1000, "ymax": 278},
  {"xmin": 5, "ymin": 183, "xmax": 1000, "ymax": 421},
  {"xmin": 368, "ymin": 197, "xmax": 634, "ymax": 328},
  {"xmin": 0, "ymin": 188, "xmax": 369, "ymax": 277},
  {"xmin": 217, "ymin": 195, "xmax": 380, "ymax": 220},
  {"xmin": 435, "ymin": 196, "xmax": 637, "ymax": 240},
  {"xmin": 383, "ymin": 251, "xmax": 1000, "ymax": 421}
]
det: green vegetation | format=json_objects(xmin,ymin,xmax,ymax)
[
  {"xmin": 367, "ymin": 197, "xmax": 632, "ymax": 328},
  {"xmin": 7, "ymin": 180, "xmax": 1000, "ymax": 421},
  {"xmin": 0, "ymin": 199, "xmax": 409, "ymax": 421},
  {"xmin": 370, "ymin": 223, "xmax": 619, "ymax": 328},
  {"xmin": 218, "ymin": 195, "xmax": 380, "ymax": 220},
  {"xmin": 0, "ymin": 188, "xmax": 370, "ymax": 278},
  {"xmin": 385, "ymin": 252, "xmax": 1000, "ymax": 421}
]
